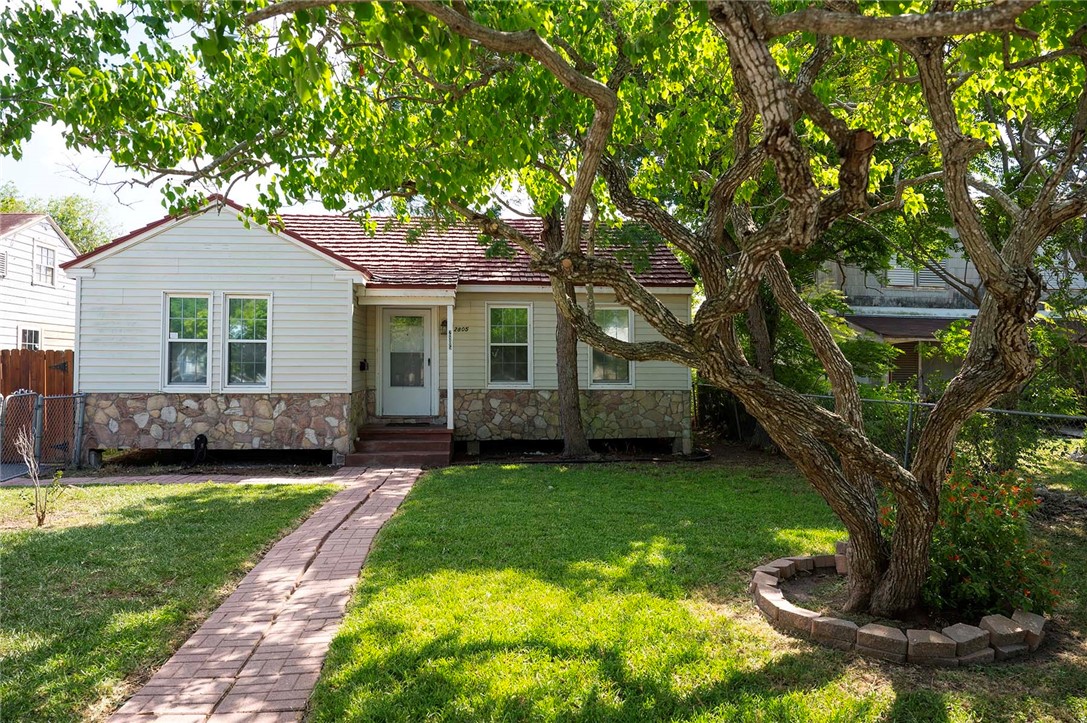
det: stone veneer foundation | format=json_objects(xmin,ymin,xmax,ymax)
[
  {"xmin": 363, "ymin": 389, "xmax": 691, "ymax": 449},
  {"xmin": 751, "ymin": 541, "xmax": 1048, "ymax": 666},
  {"xmin": 83, "ymin": 392, "xmax": 356, "ymax": 457}
]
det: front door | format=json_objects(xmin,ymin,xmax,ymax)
[{"xmin": 381, "ymin": 308, "xmax": 433, "ymax": 416}]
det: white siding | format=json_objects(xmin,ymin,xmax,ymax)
[
  {"xmin": 0, "ymin": 221, "xmax": 77, "ymax": 350},
  {"xmin": 434, "ymin": 290, "xmax": 691, "ymax": 391},
  {"xmin": 77, "ymin": 211, "xmax": 353, "ymax": 393}
]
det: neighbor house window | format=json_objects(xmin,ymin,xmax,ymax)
[
  {"xmin": 488, "ymin": 305, "xmax": 531, "ymax": 385},
  {"xmin": 19, "ymin": 327, "xmax": 41, "ymax": 350},
  {"xmin": 165, "ymin": 295, "xmax": 209, "ymax": 386},
  {"xmin": 591, "ymin": 308, "xmax": 632, "ymax": 385},
  {"xmin": 34, "ymin": 245, "xmax": 55, "ymax": 286},
  {"xmin": 225, "ymin": 296, "xmax": 270, "ymax": 387},
  {"xmin": 886, "ymin": 257, "xmax": 944, "ymax": 288}
]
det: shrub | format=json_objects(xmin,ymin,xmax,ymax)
[{"xmin": 922, "ymin": 459, "xmax": 1063, "ymax": 617}]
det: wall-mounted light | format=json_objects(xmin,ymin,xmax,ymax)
[{"xmin": 439, "ymin": 319, "xmax": 448, "ymax": 333}]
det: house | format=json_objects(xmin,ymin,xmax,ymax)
[
  {"xmin": 0, "ymin": 213, "xmax": 79, "ymax": 350},
  {"xmin": 61, "ymin": 198, "xmax": 694, "ymax": 463},
  {"xmin": 827, "ymin": 249, "xmax": 1086, "ymax": 392}
]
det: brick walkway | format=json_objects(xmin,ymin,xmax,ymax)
[{"xmin": 109, "ymin": 467, "xmax": 420, "ymax": 722}]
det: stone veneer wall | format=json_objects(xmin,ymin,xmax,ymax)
[
  {"xmin": 84, "ymin": 392, "xmax": 357, "ymax": 456},
  {"xmin": 364, "ymin": 388, "xmax": 691, "ymax": 446}
]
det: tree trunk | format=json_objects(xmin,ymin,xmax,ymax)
[
  {"xmin": 542, "ymin": 206, "xmax": 593, "ymax": 458},
  {"xmin": 555, "ymin": 296, "xmax": 593, "ymax": 457},
  {"xmin": 745, "ymin": 296, "xmax": 777, "ymax": 451}
]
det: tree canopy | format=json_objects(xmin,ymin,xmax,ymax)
[
  {"xmin": 2, "ymin": 0, "xmax": 1085, "ymax": 616},
  {"xmin": 0, "ymin": 182, "xmax": 114, "ymax": 252}
]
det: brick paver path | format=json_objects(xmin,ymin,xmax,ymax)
[{"xmin": 109, "ymin": 467, "xmax": 420, "ymax": 722}]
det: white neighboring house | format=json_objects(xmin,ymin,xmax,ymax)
[{"xmin": 0, "ymin": 214, "xmax": 79, "ymax": 351}]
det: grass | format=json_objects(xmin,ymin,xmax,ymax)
[
  {"xmin": 1022, "ymin": 439, "xmax": 1087, "ymax": 494},
  {"xmin": 310, "ymin": 461, "xmax": 1087, "ymax": 723},
  {"xmin": 0, "ymin": 482, "xmax": 338, "ymax": 721}
]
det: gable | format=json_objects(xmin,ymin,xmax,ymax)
[{"xmin": 63, "ymin": 201, "xmax": 369, "ymax": 277}]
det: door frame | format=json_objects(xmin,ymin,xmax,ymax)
[{"xmin": 376, "ymin": 306, "xmax": 440, "ymax": 417}]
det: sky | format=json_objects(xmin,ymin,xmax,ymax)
[{"xmin": 1, "ymin": 122, "xmax": 283, "ymax": 235}]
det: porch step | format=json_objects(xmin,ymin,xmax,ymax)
[{"xmin": 347, "ymin": 425, "xmax": 452, "ymax": 468}]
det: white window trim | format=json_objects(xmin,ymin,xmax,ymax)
[
  {"xmin": 32, "ymin": 242, "xmax": 56, "ymax": 287},
  {"xmin": 587, "ymin": 306, "xmax": 635, "ymax": 389},
  {"xmin": 161, "ymin": 292, "xmax": 213, "ymax": 392},
  {"xmin": 486, "ymin": 302, "xmax": 534, "ymax": 388},
  {"xmin": 222, "ymin": 293, "xmax": 273, "ymax": 392},
  {"xmin": 17, "ymin": 325, "xmax": 43, "ymax": 350}
]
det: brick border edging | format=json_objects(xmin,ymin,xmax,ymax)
[{"xmin": 751, "ymin": 541, "xmax": 1047, "ymax": 666}]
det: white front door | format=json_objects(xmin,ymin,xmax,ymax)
[{"xmin": 381, "ymin": 308, "xmax": 433, "ymax": 416}]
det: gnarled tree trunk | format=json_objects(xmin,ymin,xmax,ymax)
[{"xmin": 542, "ymin": 207, "xmax": 593, "ymax": 458}]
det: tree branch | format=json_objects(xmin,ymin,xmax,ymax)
[{"xmin": 757, "ymin": 1, "xmax": 1040, "ymax": 41}]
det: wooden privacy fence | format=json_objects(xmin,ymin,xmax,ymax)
[{"xmin": 0, "ymin": 349, "xmax": 74, "ymax": 396}]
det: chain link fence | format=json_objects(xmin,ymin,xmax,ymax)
[
  {"xmin": 0, "ymin": 392, "xmax": 85, "ymax": 482},
  {"xmin": 695, "ymin": 384, "xmax": 1087, "ymax": 471}
]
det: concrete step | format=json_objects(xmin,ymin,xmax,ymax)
[
  {"xmin": 355, "ymin": 438, "xmax": 452, "ymax": 453},
  {"xmin": 345, "ymin": 450, "xmax": 451, "ymax": 468}
]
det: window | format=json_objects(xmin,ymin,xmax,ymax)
[
  {"xmin": 165, "ymin": 295, "xmax": 209, "ymax": 386},
  {"xmin": 19, "ymin": 327, "xmax": 41, "ymax": 350},
  {"xmin": 488, "ymin": 305, "xmax": 531, "ymax": 385},
  {"xmin": 225, "ymin": 297, "xmax": 270, "ymax": 387},
  {"xmin": 886, "ymin": 257, "xmax": 944, "ymax": 289},
  {"xmin": 34, "ymin": 245, "xmax": 55, "ymax": 286},
  {"xmin": 591, "ymin": 308, "xmax": 632, "ymax": 385}
]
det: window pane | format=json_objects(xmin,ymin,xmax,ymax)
[
  {"xmin": 490, "ymin": 307, "xmax": 528, "ymax": 344},
  {"xmin": 594, "ymin": 309, "xmax": 630, "ymax": 341},
  {"xmin": 228, "ymin": 342, "xmax": 268, "ymax": 385},
  {"xmin": 592, "ymin": 349, "xmax": 630, "ymax": 383},
  {"xmin": 592, "ymin": 309, "xmax": 630, "ymax": 383},
  {"xmin": 169, "ymin": 297, "xmax": 208, "ymax": 340},
  {"xmin": 228, "ymin": 298, "xmax": 269, "ymax": 340},
  {"xmin": 490, "ymin": 345, "xmax": 528, "ymax": 383},
  {"xmin": 168, "ymin": 341, "xmax": 207, "ymax": 384}
]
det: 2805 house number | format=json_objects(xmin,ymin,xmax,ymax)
[{"xmin": 453, "ymin": 326, "xmax": 469, "ymax": 333}]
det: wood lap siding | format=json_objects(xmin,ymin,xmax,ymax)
[
  {"xmin": 0, "ymin": 223, "xmax": 77, "ymax": 350},
  {"xmin": 77, "ymin": 213, "xmax": 353, "ymax": 394},
  {"xmin": 0, "ymin": 349, "xmax": 74, "ymax": 395},
  {"xmin": 445, "ymin": 291, "xmax": 690, "ymax": 391}
]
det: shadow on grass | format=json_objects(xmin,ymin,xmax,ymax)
[
  {"xmin": 310, "ymin": 464, "xmax": 871, "ymax": 721},
  {"xmin": 0, "ymin": 483, "xmax": 332, "ymax": 721},
  {"xmin": 313, "ymin": 463, "xmax": 1087, "ymax": 722}
]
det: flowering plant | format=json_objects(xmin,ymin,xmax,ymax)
[{"xmin": 922, "ymin": 459, "xmax": 1063, "ymax": 617}]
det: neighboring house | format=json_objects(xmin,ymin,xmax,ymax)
[
  {"xmin": 62, "ymin": 198, "xmax": 694, "ymax": 462},
  {"xmin": 825, "ymin": 247, "xmax": 1086, "ymax": 392},
  {"xmin": 0, "ymin": 213, "xmax": 78, "ymax": 350}
]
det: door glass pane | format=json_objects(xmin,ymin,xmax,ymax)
[{"xmin": 389, "ymin": 315, "xmax": 424, "ymax": 388}]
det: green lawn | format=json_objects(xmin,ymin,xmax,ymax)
[
  {"xmin": 0, "ymin": 482, "xmax": 337, "ymax": 721},
  {"xmin": 310, "ymin": 462, "xmax": 1087, "ymax": 723},
  {"xmin": 1023, "ymin": 439, "xmax": 1087, "ymax": 495}
]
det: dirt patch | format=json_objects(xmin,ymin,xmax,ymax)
[{"xmin": 1033, "ymin": 484, "xmax": 1087, "ymax": 525}]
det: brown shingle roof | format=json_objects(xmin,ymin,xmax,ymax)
[
  {"xmin": 65, "ymin": 196, "xmax": 694, "ymax": 288},
  {"xmin": 0, "ymin": 213, "xmax": 46, "ymax": 237},
  {"xmin": 277, "ymin": 215, "xmax": 694, "ymax": 288},
  {"xmin": 845, "ymin": 315, "xmax": 970, "ymax": 340}
]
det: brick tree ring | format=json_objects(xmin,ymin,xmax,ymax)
[{"xmin": 750, "ymin": 541, "xmax": 1048, "ymax": 666}]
